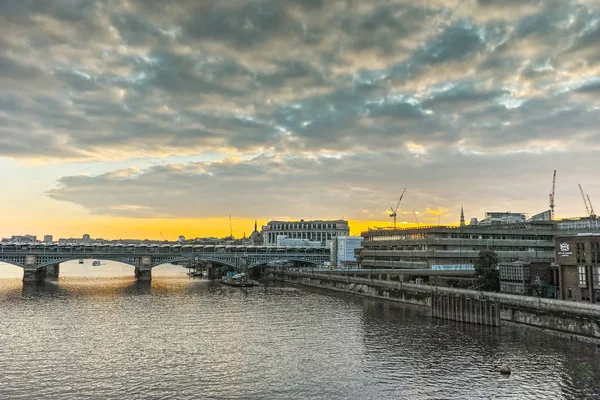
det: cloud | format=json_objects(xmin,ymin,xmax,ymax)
[
  {"xmin": 0, "ymin": 0, "xmax": 599, "ymax": 221},
  {"xmin": 46, "ymin": 149, "xmax": 600, "ymax": 222}
]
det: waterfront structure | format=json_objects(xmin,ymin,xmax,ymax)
[
  {"xmin": 499, "ymin": 261, "xmax": 556, "ymax": 297},
  {"xmin": 555, "ymin": 233, "xmax": 600, "ymax": 303},
  {"xmin": 358, "ymin": 223, "xmax": 559, "ymax": 270},
  {"xmin": 262, "ymin": 219, "xmax": 349, "ymax": 247},
  {"xmin": 331, "ymin": 236, "xmax": 363, "ymax": 268}
]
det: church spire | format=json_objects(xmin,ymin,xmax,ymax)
[{"xmin": 460, "ymin": 205, "xmax": 465, "ymax": 227}]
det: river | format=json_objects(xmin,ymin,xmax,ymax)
[{"xmin": 0, "ymin": 261, "xmax": 599, "ymax": 399}]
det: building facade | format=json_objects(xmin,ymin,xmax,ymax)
[
  {"xmin": 555, "ymin": 234, "xmax": 600, "ymax": 303},
  {"xmin": 557, "ymin": 217, "xmax": 600, "ymax": 230},
  {"xmin": 358, "ymin": 223, "xmax": 558, "ymax": 270},
  {"xmin": 479, "ymin": 212, "xmax": 527, "ymax": 226},
  {"xmin": 331, "ymin": 236, "xmax": 363, "ymax": 268},
  {"xmin": 262, "ymin": 220, "xmax": 349, "ymax": 247},
  {"xmin": 499, "ymin": 261, "xmax": 557, "ymax": 297}
]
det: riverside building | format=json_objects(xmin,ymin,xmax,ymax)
[
  {"xmin": 358, "ymin": 223, "xmax": 560, "ymax": 270},
  {"xmin": 262, "ymin": 219, "xmax": 349, "ymax": 247},
  {"xmin": 554, "ymin": 233, "xmax": 600, "ymax": 303},
  {"xmin": 331, "ymin": 236, "xmax": 363, "ymax": 268}
]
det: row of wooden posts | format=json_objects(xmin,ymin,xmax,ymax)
[{"xmin": 431, "ymin": 292, "xmax": 501, "ymax": 327}]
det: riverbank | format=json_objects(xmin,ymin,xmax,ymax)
[{"xmin": 267, "ymin": 270, "xmax": 600, "ymax": 344}]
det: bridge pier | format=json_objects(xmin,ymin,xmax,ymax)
[
  {"xmin": 23, "ymin": 268, "xmax": 46, "ymax": 282},
  {"xmin": 46, "ymin": 263, "xmax": 60, "ymax": 280},
  {"xmin": 135, "ymin": 267, "xmax": 152, "ymax": 281}
]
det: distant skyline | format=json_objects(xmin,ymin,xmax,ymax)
[{"xmin": 1, "ymin": 1, "xmax": 599, "ymax": 240}]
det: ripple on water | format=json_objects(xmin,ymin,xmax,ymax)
[{"xmin": 0, "ymin": 271, "xmax": 599, "ymax": 399}]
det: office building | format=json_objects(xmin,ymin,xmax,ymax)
[
  {"xmin": 262, "ymin": 219, "xmax": 349, "ymax": 247},
  {"xmin": 499, "ymin": 261, "xmax": 557, "ymax": 297},
  {"xmin": 331, "ymin": 236, "xmax": 363, "ymax": 268},
  {"xmin": 358, "ymin": 223, "xmax": 557, "ymax": 270},
  {"xmin": 43, "ymin": 235, "xmax": 53, "ymax": 243},
  {"xmin": 555, "ymin": 233, "xmax": 600, "ymax": 303}
]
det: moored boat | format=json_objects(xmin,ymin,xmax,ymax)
[{"xmin": 219, "ymin": 272, "xmax": 259, "ymax": 287}]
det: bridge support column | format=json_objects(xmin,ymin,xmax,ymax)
[
  {"xmin": 22, "ymin": 255, "xmax": 45, "ymax": 282},
  {"xmin": 23, "ymin": 268, "xmax": 46, "ymax": 282},
  {"xmin": 135, "ymin": 267, "xmax": 152, "ymax": 281},
  {"xmin": 46, "ymin": 263, "xmax": 60, "ymax": 280}
]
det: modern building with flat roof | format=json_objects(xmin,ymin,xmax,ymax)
[
  {"xmin": 358, "ymin": 223, "xmax": 562, "ymax": 270},
  {"xmin": 499, "ymin": 261, "xmax": 557, "ymax": 297},
  {"xmin": 331, "ymin": 236, "xmax": 363, "ymax": 268},
  {"xmin": 262, "ymin": 219, "xmax": 349, "ymax": 247}
]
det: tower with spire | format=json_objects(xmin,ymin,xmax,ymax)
[
  {"xmin": 247, "ymin": 220, "xmax": 264, "ymax": 245},
  {"xmin": 460, "ymin": 205, "xmax": 465, "ymax": 227}
]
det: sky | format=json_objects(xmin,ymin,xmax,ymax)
[{"xmin": 1, "ymin": 0, "xmax": 599, "ymax": 240}]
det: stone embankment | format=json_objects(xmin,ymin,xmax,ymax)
[{"xmin": 267, "ymin": 270, "xmax": 600, "ymax": 343}]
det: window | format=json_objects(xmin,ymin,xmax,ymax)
[
  {"xmin": 579, "ymin": 265, "xmax": 587, "ymax": 286},
  {"xmin": 577, "ymin": 243, "xmax": 585, "ymax": 264}
]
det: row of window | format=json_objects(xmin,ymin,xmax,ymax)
[
  {"xmin": 365, "ymin": 245, "xmax": 554, "ymax": 252},
  {"xmin": 267, "ymin": 223, "xmax": 345, "ymax": 230},
  {"xmin": 265, "ymin": 232, "xmax": 334, "ymax": 242},
  {"xmin": 366, "ymin": 233, "xmax": 554, "ymax": 241},
  {"xmin": 577, "ymin": 265, "xmax": 600, "ymax": 286}
]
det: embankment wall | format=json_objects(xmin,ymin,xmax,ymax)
[{"xmin": 268, "ymin": 270, "xmax": 600, "ymax": 342}]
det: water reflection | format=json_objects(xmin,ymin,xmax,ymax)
[
  {"xmin": 0, "ymin": 270, "xmax": 600, "ymax": 399},
  {"xmin": 22, "ymin": 281, "xmax": 66, "ymax": 297},
  {"xmin": 123, "ymin": 280, "xmax": 152, "ymax": 296}
]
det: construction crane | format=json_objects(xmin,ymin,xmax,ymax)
[
  {"xmin": 229, "ymin": 215, "xmax": 233, "ymax": 238},
  {"xmin": 389, "ymin": 188, "xmax": 406, "ymax": 229},
  {"xmin": 413, "ymin": 210, "xmax": 420, "ymax": 225},
  {"xmin": 579, "ymin": 184, "xmax": 591, "ymax": 217},
  {"xmin": 549, "ymin": 170, "xmax": 556, "ymax": 220},
  {"xmin": 587, "ymin": 194, "xmax": 596, "ymax": 217}
]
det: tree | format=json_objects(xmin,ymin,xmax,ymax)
[{"xmin": 474, "ymin": 249, "xmax": 499, "ymax": 292}]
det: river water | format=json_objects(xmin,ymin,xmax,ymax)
[{"xmin": 0, "ymin": 261, "xmax": 599, "ymax": 400}]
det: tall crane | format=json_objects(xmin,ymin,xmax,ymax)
[
  {"xmin": 587, "ymin": 194, "xmax": 596, "ymax": 217},
  {"xmin": 579, "ymin": 184, "xmax": 591, "ymax": 217},
  {"xmin": 413, "ymin": 210, "xmax": 420, "ymax": 225},
  {"xmin": 389, "ymin": 188, "xmax": 406, "ymax": 229},
  {"xmin": 549, "ymin": 170, "xmax": 556, "ymax": 220}
]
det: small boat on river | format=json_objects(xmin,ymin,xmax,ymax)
[
  {"xmin": 219, "ymin": 272, "xmax": 259, "ymax": 287},
  {"xmin": 92, "ymin": 260, "xmax": 101, "ymax": 266}
]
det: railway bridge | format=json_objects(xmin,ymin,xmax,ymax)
[{"xmin": 0, "ymin": 243, "xmax": 330, "ymax": 282}]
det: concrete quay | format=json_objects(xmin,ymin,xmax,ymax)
[{"xmin": 268, "ymin": 269, "xmax": 600, "ymax": 343}]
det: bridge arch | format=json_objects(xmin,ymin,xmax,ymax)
[
  {"xmin": 151, "ymin": 256, "xmax": 237, "ymax": 269},
  {"xmin": 0, "ymin": 260, "xmax": 29, "ymax": 269},
  {"xmin": 36, "ymin": 257, "xmax": 140, "ymax": 269}
]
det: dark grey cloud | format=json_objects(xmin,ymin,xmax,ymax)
[
  {"xmin": 0, "ymin": 0, "xmax": 599, "ymax": 162},
  {"xmin": 46, "ymin": 150, "xmax": 600, "ymax": 222}
]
